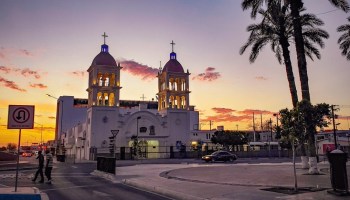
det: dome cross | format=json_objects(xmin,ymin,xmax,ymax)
[
  {"xmin": 170, "ymin": 40, "xmax": 175, "ymax": 52},
  {"xmin": 102, "ymin": 32, "xmax": 108, "ymax": 44}
]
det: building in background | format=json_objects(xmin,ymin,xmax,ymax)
[{"xmin": 54, "ymin": 37, "xmax": 204, "ymax": 160}]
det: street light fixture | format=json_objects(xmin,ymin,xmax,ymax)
[
  {"xmin": 47, "ymin": 94, "xmax": 64, "ymax": 156},
  {"xmin": 110, "ymin": 130, "xmax": 119, "ymax": 158},
  {"xmin": 34, "ymin": 122, "xmax": 43, "ymax": 150},
  {"xmin": 135, "ymin": 116, "xmax": 141, "ymax": 157},
  {"xmin": 136, "ymin": 116, "xmax": 141, "ymax": 138}
]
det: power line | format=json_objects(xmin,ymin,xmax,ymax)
[{"xmin": 315, "ymin": 8, "xmax": 340, "ymax": 16}]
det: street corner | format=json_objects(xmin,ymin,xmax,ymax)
[{"xmin": 0, "ymin": 187, "xmax": 48, "ymax": 200}]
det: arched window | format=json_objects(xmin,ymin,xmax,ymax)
[
  {"xmin": 110, "ymin": 74, "xmax": 115, "ymax": 86},
  {"xmin": 169, "ymin": 96, "xmax": 174, "ymax": 108},
  {"xmin": 109, "ymin": 93, "xmax": 115, "ymax": 106},
  {"xmin": 181, "ymin": 96, "xmax": 186, "ymax": 109},
  {"xmin": 104, "ymin": 93, "xmax": 109, "ymax": 106},
  {"xmin": 98, "ymin": 73, "xmax": 103, "ymax": 86},
  {"xmin": 104, "ymin": 76, "xmax": 109, "ymax": 86},
  {"xmin": 97, "ymin": 92, "xmax": 103, "ymax": 105}
]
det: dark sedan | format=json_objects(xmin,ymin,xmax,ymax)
[{"xmin": 202, "ymin": 151, "xmax": 237, "ymax": 163}]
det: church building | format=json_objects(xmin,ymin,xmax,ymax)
[{"xmin": 54, "ymin": 34, "xmax": 209, "ymax": 160}]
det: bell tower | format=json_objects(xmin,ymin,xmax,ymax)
[
  {"xmin": 86, "ymin": 32, "xmax": 122, "ymax": 107},
  {"xmin": 157, "ymin": 41, "xmax": 190, "ymax": 111}
]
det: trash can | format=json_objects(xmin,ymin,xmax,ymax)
[{"xmin": 327, "ymin": 149, "xmax": 349, "ymax": 194}]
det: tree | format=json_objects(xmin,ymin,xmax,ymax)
[
  {"xmin": 241, "ymin": 0, "xmax": 348, "ymax": 170},
  {"xmin": 211, "ymin": 130, "xmax": 248, "ymax": 150},
  {"xmin": 242, "ymin": 0, "xmax": 349, "ymax": 101},
  {"xmin": 279, "ymin": 100, "xmax": 331, "ymax": 174},
  {"xmin": 337, "ymin": 16, "xmax": 350, "ymax": 60},
  {"xmin": 7, "ymin": 143, "xmax": 17, "ymax": 151},
  {"xmin": 240, "ymin": 1, "xmax": 298, "ymax": 107},
  {"xmin": 240, "ymin": 1, "xmax": 329, "ymax": 108}
]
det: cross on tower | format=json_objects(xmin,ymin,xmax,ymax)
[
  {"xmin": 140, "ymin": 94, "xmax": 147, "ymax": 101},
  {"xmin": 170, "ymin": 40, "xmax": 175, "ymax": 52},
  {"xmin": 102, "ymin": 32, "xmax": 108, "ymax": 44}
]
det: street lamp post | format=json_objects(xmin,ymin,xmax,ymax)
[
  {"xmin": 136, "ymin": 117, "xmax": 141, "ymax": 157},
  {"xmin": 110, "ymin": 130, "xmax": 119, "ymax": 158},
  {"xmin": 34, "ymin": 122, "xmax": 43, "ymax": 150},
  {"xmin": 47, "ymin": 94, "xmax": 64, "ymax": 156},
  {"xmin": 269, "ymin": 118, "xmax": 273, "ymax": 157}
]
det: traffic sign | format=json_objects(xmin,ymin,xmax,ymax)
[{"xmin": 7, "ymin": 105, "xmax": 35, "ymax": 129}]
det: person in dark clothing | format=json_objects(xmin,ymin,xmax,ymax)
[
  {"xmin": 45, "ymin": 149, "xmax": 53, "ymax": 184},
  {"xmin": 32, "ymin": 150, "xmax": 44, "ymax": 183}
]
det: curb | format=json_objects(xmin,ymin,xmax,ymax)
[
  {"xmin": 0, "ymin": 187, "xmax": 48, "ymax": 200},
  {"xmin": 122, "ymin": 179, "xmax": 206, "ymax": 200},
  {"xmin": 90, "ymin": 170, "xmax": 119, "ymax": 183}
]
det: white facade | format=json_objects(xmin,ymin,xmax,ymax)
[{"xmin": 58, "ymin": 39, "xmax": 200, "ymax": 160}]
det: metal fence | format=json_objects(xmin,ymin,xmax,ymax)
[{"xmin": 88, "ymin": 145, "xmax": 294, "ymax": 160}]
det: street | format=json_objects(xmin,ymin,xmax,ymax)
[{"xmin": 0, "ymin": 156, "xmax": 172, "ymax": 200}]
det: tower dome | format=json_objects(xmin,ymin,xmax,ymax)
[
  {"xmin": 91, "ymin": 44, "xmax": 117, "ymax": 66},
  {"xmin": 163, "ymin": 53, "xmax": 184, "ymax": 73},
  {"xmin": 163, "ymin": 40, "xmax": 184, "ymax": 73}
]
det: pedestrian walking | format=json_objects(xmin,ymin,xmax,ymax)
[
  {"xmin": 32, "ymin": 150, "xmax": 44, "ymax": 183},
  {"xmin": 45, "ymin": 149, "xmax": 53, "ymax": 184}
]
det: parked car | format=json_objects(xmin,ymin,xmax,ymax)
[
  {"xmin": 202, "ymin": 151, "xmax": 237, "ymax": 163},
  {"xmin": 22, "ymin": 151, "xmax": 32, "ymax": 157}
]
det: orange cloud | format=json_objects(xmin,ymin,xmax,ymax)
[
  {"xmin": 192, "ymin": 67, "xmax": 221, "ymax": 82},
  {"xmin": 238, "ymin": 109, "xmax": 275, "ymax": 115},
  {"xmin": 202, "ymin": 107, "xmax": 275, "ymax": 123},
  {"xmin": 21, "ymin": 68, "xmax": 41, "ymax": 79},
  {"xmin": 255, "ymin": 76, "xmax": 268, "ymax": 81},
  {"xmin": 71, "ymin": 71, "xmax": 85, "ymax": 77},
  {"xmin": 0, "ymin": 66, "xmax": 42, "ymax": 79},
  {"xmin": 212, "ymin": 107, "xmax": 236, "ymax": 114},
  {"xmin": 48, "ymin": 116, "xmax": 56, "ymax": 120},
  {"xmin": 338, "ymin": 115, "xmax": 350, "ymax": 120},
  {"xmin": 0, "ymin": 76, "xmax": 26, "ymax": 92},
  {"xmin": 29, "ymin": 83, "xmax": 47, "ymax": 89},
  {"xmin": 119, "ymin": 59, "xmax": 158, "ymax": 80},
  {"xmin": 0, "ymin": 47, "xmax": 35, "ymax": 61}
]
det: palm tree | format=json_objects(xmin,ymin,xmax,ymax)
[
  {"xmin": 242, "ymin": 0, "xmax": 349, "ymax": 102},
  {"xmin": 240, "ymin": 2, "xmax": 328, "ymax": 108},
  {"xmin": 240, "ymin": 2, "xmax": 298, "ymax": 107},
  {"xmin": 241, "ymin": 0, "xmax": 349, "ymax": 174},
  {"xmin": 288, "ymin": 0, "xmax": 349, "ymax": 101},
  {"xmin": 337, "ymin": 16, "xmax": 350, "ymax": 60}
]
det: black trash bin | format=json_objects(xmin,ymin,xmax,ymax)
[{"xmin": 327, "ymin": 149, "xmax": 349, "ymax": 195}]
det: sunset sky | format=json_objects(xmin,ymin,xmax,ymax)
[{"xmin": 1, "ymin": 0, "xmax": 350, "ymax": 147}]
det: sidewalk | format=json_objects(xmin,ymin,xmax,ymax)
[
  {"xmin": 0, "ymin": 187, "xmax": 48, "ymax": 200},
  {"xmin": 114, "ymin": 161, "xmax": 350, "ymax": 200}
]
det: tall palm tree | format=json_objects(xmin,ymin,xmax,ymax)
[
  {"xmin": 242, "ymin": 0, "xmax": 350, "ymax": 102},
  {"xmin": 241, "ymin": 0, "xmax": 342, "ymax": 174},
  {"xmin": 288, "ymin": 0, "xmax": 349, "ymax": 101},
  {"xmin": 240, "ymin": 2, "xmax": 298, "ymax": 107},
  {"xmin": 287, "ymin": 0, "xmax": 348, "ymax": 173},
  {"xmin": 337, "ymin": 16, "xmax": 350, "ymax": 60},
  {"xmin": 240, "ymin": 2, "xmax": 328, "ymax": 108}
]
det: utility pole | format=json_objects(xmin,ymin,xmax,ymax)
[
  {"xmin": 331, "ymin": 105, "xmax": 338, "ymax": 149},
  {"xmin": 209, "ymin": 120, "xmax": 213, "ymax": 130},
  {"xmin": 253, "ymin": 112, "xmax": 256, "ymax": 142}
]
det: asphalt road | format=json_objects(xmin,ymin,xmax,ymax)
[{"xmin": 0, "ymin": 157, "xmax": 172, "ymax": 200}]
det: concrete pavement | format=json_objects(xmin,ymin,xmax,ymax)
[
  {"xmin": 114, "ymin": 160, "xmax": 350, "ymax": 200},
  {"xmin": 1, "ymin": 157, "xmax": 349, "ymax": 199}
]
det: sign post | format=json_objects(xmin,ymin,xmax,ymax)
[{"xmin": 7, "ymin": 105, "xmax": 35, "ymax": 192}]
